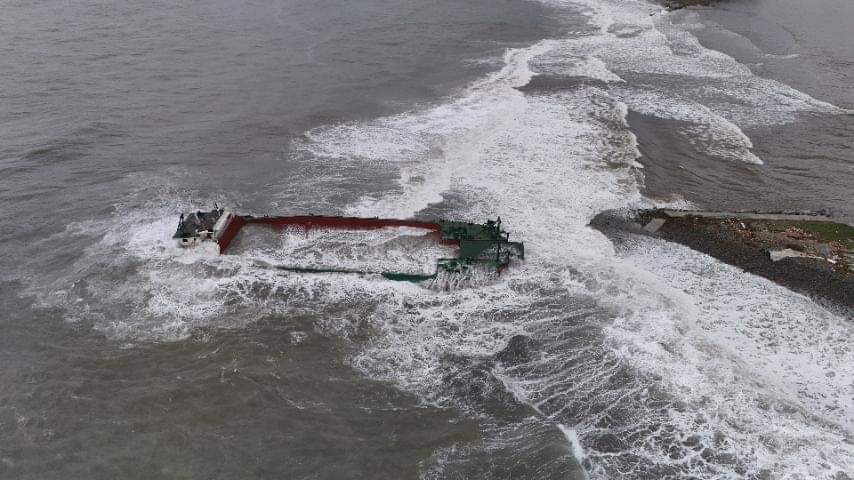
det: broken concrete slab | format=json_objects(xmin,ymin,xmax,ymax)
[
  {"xmin": 643, "ymin": 218, "xmax": 667, "ymax": 233},
  {"xmin": 769, "ymin": 248, "xmax": 828, "ymax": 263}
]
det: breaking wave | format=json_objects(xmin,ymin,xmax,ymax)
[
  {"xmin": 19, "ymin": 0, "xmax": 853, "ymax": 478},
  {"xmin": 297, "ymin": 0, "xmax": 852, "ymax": 477}
]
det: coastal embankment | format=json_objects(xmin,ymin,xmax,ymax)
[{"xmin": 592, "ymin": 209, "xmax": 854, "ymax": 310}]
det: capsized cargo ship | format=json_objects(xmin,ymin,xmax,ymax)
[{"xmin": 173, "ymin": 208, "xmax": 524, "ymax": 282}]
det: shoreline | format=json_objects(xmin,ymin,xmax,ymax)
[{"xmin": 591, "ymin": 209, "xmax": 854, "ymax": 311}]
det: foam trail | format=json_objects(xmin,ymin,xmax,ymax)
[
  {"xmin": 303, "ymin": 42, "xmax": 557, "ymax": 220},
  {"xmin": 558, "ymin": 424, "xmax": 588, "ymax": 474}
]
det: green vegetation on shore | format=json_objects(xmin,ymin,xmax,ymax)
[{"xmin": 765, "ymin": 221, "xmax": 854, "ymax": 248}]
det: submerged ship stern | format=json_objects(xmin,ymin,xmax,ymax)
[{"xmin": 173, "ymin": 208, "xmax": 236, "ymax": 251}]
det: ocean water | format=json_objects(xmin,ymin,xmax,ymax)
[{"xmin": 1, "ymin": 0, "xmax": 852, "ymax": 479}]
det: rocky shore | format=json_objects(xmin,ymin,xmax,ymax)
[{"xmin": 591, "ymin": 209, "xmax": 854, "ymax": 310}]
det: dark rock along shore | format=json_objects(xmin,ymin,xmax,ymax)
[{"xmin": 591, "ymin": 210, "xmax": 854, "ymax": 311}]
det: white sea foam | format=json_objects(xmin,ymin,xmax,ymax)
[
  {"xmin": 620, "ymin": 238, "xmax": 854, "ymax": 432},
  {"xmin": 532, "ymin": 53, "xmax": 625, "ymax": 83},
  {"xmin": 535, "ymin": 0, "xmax": 841, "ymax": 165},
  {"xmin": 558, "ymin": 424, "xmax": 588, "ymax": 471},
  {"xmin": 594, "ymin": 238, "xmax": 854, "ymax": 477},
  {"xmin": 302, "ymin": 42, "xmax": 558, "ymax": 220},
  {"xmin": 298, "ymin": 1, "xmax": 852, "ymax": 477},
  {"xmin": 233, "ymin": 225, "xmax": 455, "ymax": 276},
  {"xmin": 30, "ymin": 192, "xmax": 425, "ymax": 341},
  {"xmin": 29, "ymin": 0, "xmax": 854, "ymax": 477}
]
